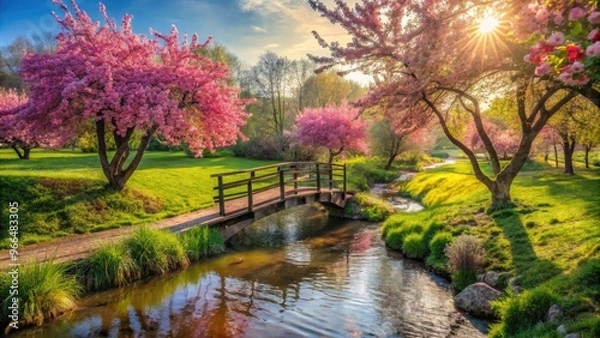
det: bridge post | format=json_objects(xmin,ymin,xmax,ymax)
[
  {"xmin": 248, "ymin": 171, "xmax": 254, "ymax": 212},
  {"xmin": 328, "ymin": 163, "xmax": 333, "ymax": 189},
  {"xmin": 279, "ymin": 168, "xmax": 285, "ymax": 200},
  {"xmin": 217, "ymin": 176, "xmax": 225, "ymax": 216},
  {"xmin": 292, "ymin": 163, "xmax": 298, "ymax": 194},
  {"xmin": 316, "ymin": 163, "xmax": 321, "ymax": 192},
  {"xmin": 343, "ymin": 163, "xmax": 347, "ymax": 199}
]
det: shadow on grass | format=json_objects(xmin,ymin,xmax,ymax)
[{"xmin": 491, "ymin": 209, "xmax": 562, "ymax": 289}]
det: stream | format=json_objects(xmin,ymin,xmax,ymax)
[{"xmin": 14, "ymin": 201, "xmax": 487, "ymax": 337}]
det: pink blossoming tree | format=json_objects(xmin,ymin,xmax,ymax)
[
  {"xmin": 308, "ymin": 0, "xmax": 579, "ymax": 209},
  {"xmin": 18, "ymin": 0, "xmax": 250, "ymax": 190},
  {"xmin": 289, "ymin": 103, "xmax": 368, "ymax": 163},
  {"xmin": 0, "ymin": 89, "xmax": 37, "ymax": 159}
]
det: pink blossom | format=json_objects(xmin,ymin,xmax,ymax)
[
  {"xmin": 586, "ymin": 41, "xmax": 600, "ymax": 57},
  {"xmin": 535, "ymin": 63, "xmax": 551, "ymax": 76},
  {"xmin": 553, "ymin": 12, "xmax": 565, "ymax": 25},
  {"xmin": 547, "ymin": 32, "xmax": 564, "ymax": 46},
  {"xmin": 588, "ymin": 29, "xmax": 600, "ymax": 42},
  {"xmin": 570, "ymin": 61, "xmax": 585, "ymax": 73},
  {"xmin": 558, "ymin": 71, "xmax": 589, "ymax": 86},
  {"xmin": 535, "ymin": 8, "xmax": 550, "ymax": 23},
  {"xmin": 589, "ymin": 11, "xmax": 600, "ymax": 24},
  {"xmin": 568, "ymin": 7, "xmax": 586, "ymax": 21}
]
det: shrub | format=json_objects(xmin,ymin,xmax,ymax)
[
  {"xmin": 179, "ymin": 226, "xmax": 225, "ymax": 261},
  {"xmin": 0, "ymin": 261, "xmax": 81, "ymax": 328},
  {"xmin": 355, "ymin": 193, "xmax": 395, "ymax": 221},
  {"xmin": 451, "ymin": 269, "xmax": 477, "ymax": 293},
  {"xmin": 385, "ymin": 223, "xmax": 424, "ymax": 250},
  {"xmin": 77, "ymin": 243, "xmax": 140, "ymax": 291},
  {"xmin": 403, "ymin": 233, "xmax": 429, "ymax": 259},
  {"xmin": 422, "ymin": 221, "xmax": 445, "ymax": 245},
  {"xmin": 490, "ymin": 287, "xmax": 559, "ymax": 336},
  {"xmin": 445, "ymin": 234, "xmax": 485, "ymax": 274},
  {"xmin": 429, "ymin": 231, "xmax": 454, "ymax": 261},
  {"xmin": 381, "ymin": 215, "xmax": 404, "ymax": 237},
  {"xmin": 125, "ymin": 226, "xmax": 188, "ymax": 276}
]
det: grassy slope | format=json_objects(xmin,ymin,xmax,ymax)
[
  {"xmin": 0, "ymin": 149, "xmax": 275, "ymax": 247},
  {"xmin": 390, "ymin": 160, "xmax": 600, "ymax": 336}
]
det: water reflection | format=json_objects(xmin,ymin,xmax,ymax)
[{"xmin": 14, "ymin": 204, "xmax": 485, "ymax": 338}]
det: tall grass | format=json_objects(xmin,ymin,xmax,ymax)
[
  {"xmin": 0, "ymin": 260, "xmax": 81, "ymax": 329},
  {"xmin": 178, "ymin": 226, "xmax": 225, "ymax": 261},
  {"xmin": 77, "ymin": 243, "xmax": 140, "ymax": 291},
  {"xmin": 125, "ymin": 225, "xmax": 189, "ymax": 276}
]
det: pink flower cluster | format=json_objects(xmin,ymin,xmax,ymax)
[{"xmin": 523, "ymin": 2, "xmax": 600, "ymax": 86}]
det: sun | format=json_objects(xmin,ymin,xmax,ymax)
[{"xmin": 479, "ymin": 15, "xmax": 499, "ymax": 34}]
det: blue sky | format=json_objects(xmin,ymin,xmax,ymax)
[{"xmin": 0, "ymin": 0, "xmax": 350, "ymax": 67}]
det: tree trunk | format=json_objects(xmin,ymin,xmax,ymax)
[
  {"xmin": 11, "ymin": 145, "xmax": 30, "ymax": 160},
  {"xmin": 561, "ymin": 135, "xmax": 576, "ymax": 175},
  {"xmin": 584, "ymin": 144, "xmax": 591, "ymax": 169},
  {"xmin": 553, "ymin": 144, "xmax": 559, "ymax": 168},
  {"xmin": 490, "ymin": 178, "xmax": 513, "ymax": 210},
  {"xmin": 384, "ymin": 154, "xmax": 397, "ymax": 170}
]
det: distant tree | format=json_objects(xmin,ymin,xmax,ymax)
[
  {"xmin": 534, "ymin": 125, "xmax": 561, "ymax": 167},
  {"xmin": 0, "ymin": 33, "xmax": 56, "ymax": 90},
  {"xmin": 302, "ymin": 71, "xmax": 365, "ymax": 108},
  {"xmin": 464, "ymin": 119, "xmax": 520, "ymax": 161},
  {"xmin": 0, "ymin": 89, "xmax": 36, "ymax": 159},
  {"xmin": 289, "ymin": 103, "xmax": 368, "ymax": 163},
  {"xmin": 17, "ymin": 1, "xmax": 249, "ymax": 190}
]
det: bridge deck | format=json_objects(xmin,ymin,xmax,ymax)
[{"xmin": 0, "ymin": 186, "xmax": 347, "ymax": 269}]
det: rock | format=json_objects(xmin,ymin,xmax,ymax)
[
  {"xmin": 454, "ymin": 282, "xmax": 503, "ymax": 318},
  {"xmin": 564, "ymin": 334, "xmax": 580, "ymax": 338},
  {"xmin": 557, "ymin": 324, "xmax": 567, "ymax": 336},
  {"xmin": 477, "ymin": 274, "xmax": 485, "ymax": 282},
  {"xmin": 483, "ymin": 271, "xmax": 500, "ymax": 287},
  {"xmin": 547, "ymin": 304, "xmax": 563, "ymax": 324}
]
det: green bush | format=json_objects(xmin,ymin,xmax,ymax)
[
  {"xmin": 0, "ymin": 261, "xmax": 81, "ymax": 328},
  {"xmin": 385, "ymin": 223, "xmax": 424, "ymax": 250},
  {"xmin": 125, "ymin": 226, "xmax": 189, "ymax": 276},
  {"xmin": 77, "ymin": 243, "xmax": 140, "ymax": 291},
  {"xmin": 403, "ymin": 233, "xmax": 429, "ymax": 259},
  {"xmin": 451, "ymin": 269, "xmax": 477, "ymax": 293},
  {"xmin": 490, "ymin": 287, "xmax": 559, "ymax": 337},
  {"xmin": 179, "ymin": 226, "xmax": 225, "ymax": 261},
  {"xmin": 381, "ymin": 215, "xmax": 404, "ymax": 237},
  {"xmin": 429, "ymin": 231, "xmax": 454, "ymax": 261},
  {"xmin": 422, "ymin": 221, "xmax": 445, "ymax": 245}
]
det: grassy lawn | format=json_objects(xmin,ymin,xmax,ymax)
[
  {"xmin": 0, "ymin": 149, "xmax": 276, "ymax": 247},
  {"xmin": 385, "ymin": 159, "xmax": 600, "ymax": 337}
]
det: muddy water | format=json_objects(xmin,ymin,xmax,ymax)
[{"xmin": 15, "ymin": 205, "xmax": 486, "ymax": 338}]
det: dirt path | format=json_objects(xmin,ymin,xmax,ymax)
[{"xmin": 0, "ymin": 188, "xmax": 288, "ymax": 269}]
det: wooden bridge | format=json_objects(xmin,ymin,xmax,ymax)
[
  {"xmin": 0, "ymin": 162, "xmax": 353, "ymax": 268},
  {"xmin": 209, "ymin": 162, "xmax": 353, "ymax": 240}
]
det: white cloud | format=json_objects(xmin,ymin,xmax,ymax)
[
  {"xmin": 252, "ymin": 25, "xmax": 267, "ymax": 33},
  {"xmin": 263, "ymin": 43, "xmax": 279, "ymax": 49}
]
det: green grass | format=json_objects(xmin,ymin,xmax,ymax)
[
  {"xmin": 0, "ymin": 149, "xmax": 275, "ymax": 248},
  {"xmin": 178, "ymin": 226, "xmax": 225, "ymax": 261},
  {"xmin": 383, "ymin": 159, "xmax": 600, "ymax": 337},
  {"xmin": 76, "ymin": 243, "xmax": 140, "ymax": 291},
  {"xmin": 125, "ymin": 225, "xmax": 189, "ymax": 276},
  {"xmin": 0, "ymin": 260, "xmax": 81, "ymax": 329}
]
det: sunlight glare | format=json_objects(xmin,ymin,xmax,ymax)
[{"xmin": 479, "ymin": 16, "xmax": 499, "ymax": 34}]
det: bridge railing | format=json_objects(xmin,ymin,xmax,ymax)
[{"xmin": 211, "ymin": 162, "xmax": 347, "ymax": 216}]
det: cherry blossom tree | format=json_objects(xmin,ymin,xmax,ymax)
[
  {"xmin": 0, "ymin": 89, "xmax": 37, "ymax": 159},
  {"xmin": 533, "ymin": 125, "xmax": 561, "ymax": 166},
  {"xmin": 308, "ymin": 0, "xmax": 577, "ymax": 209},
  {"xmin": 17, "ymin": 0, "xmax": 249, "ymax": 190},
  {"xmin": 289, "ymin": 103, "xmax": 368, "ymax": 163},
  {"xmin": 464, "ymin": 119, "xmax": 520, "ymax": 160}
]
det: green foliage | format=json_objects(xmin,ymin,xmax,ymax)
[
  {"xmin": 0, "ymin": 261, "xmax": 81, "ymax": 328},
  {"xmin": 575, "ymin": 259, "xmax": 600, "ymax": 302},
  {"xmin": 490, "ymin": 288, "xmax": 559, "ymax": 337},
  {"xmin": 77, "ymin": 243, "xmax": 140, "ymax": 291},
  {"xmin": 451, "ymin": 269, "xmax": 477, "ymax": 293},
  {"xmin": 429, "ymin": 231, "xmax": 454, "ymax": 261},
  {"xmin": 178, "ymin": 226, "xmax": 225, "ymax": 261},
  {"xmin": 422, "ymin": 221, "xmax": 445, "ymax": 245},
  {"xmin": 430, "ymin": 150, "xmax": 450, "ymax": 159},
  {"xmin": 125, "ymin": 226, "xmax": 189, "ymax": 276},
  {"xmin": 354, "ymin": 193, "xmax": 395, "ymax": 221},
  {"xmin": 345, "ymin": 157, "xmax": 399, "ymax": 191},
  {"xmin": 402, "ymin": 233, "xmax": 429, "ymax": 259},
  {"xmin": 385, "ymin": 223, "xmax": 424, "ymax": 250}
]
